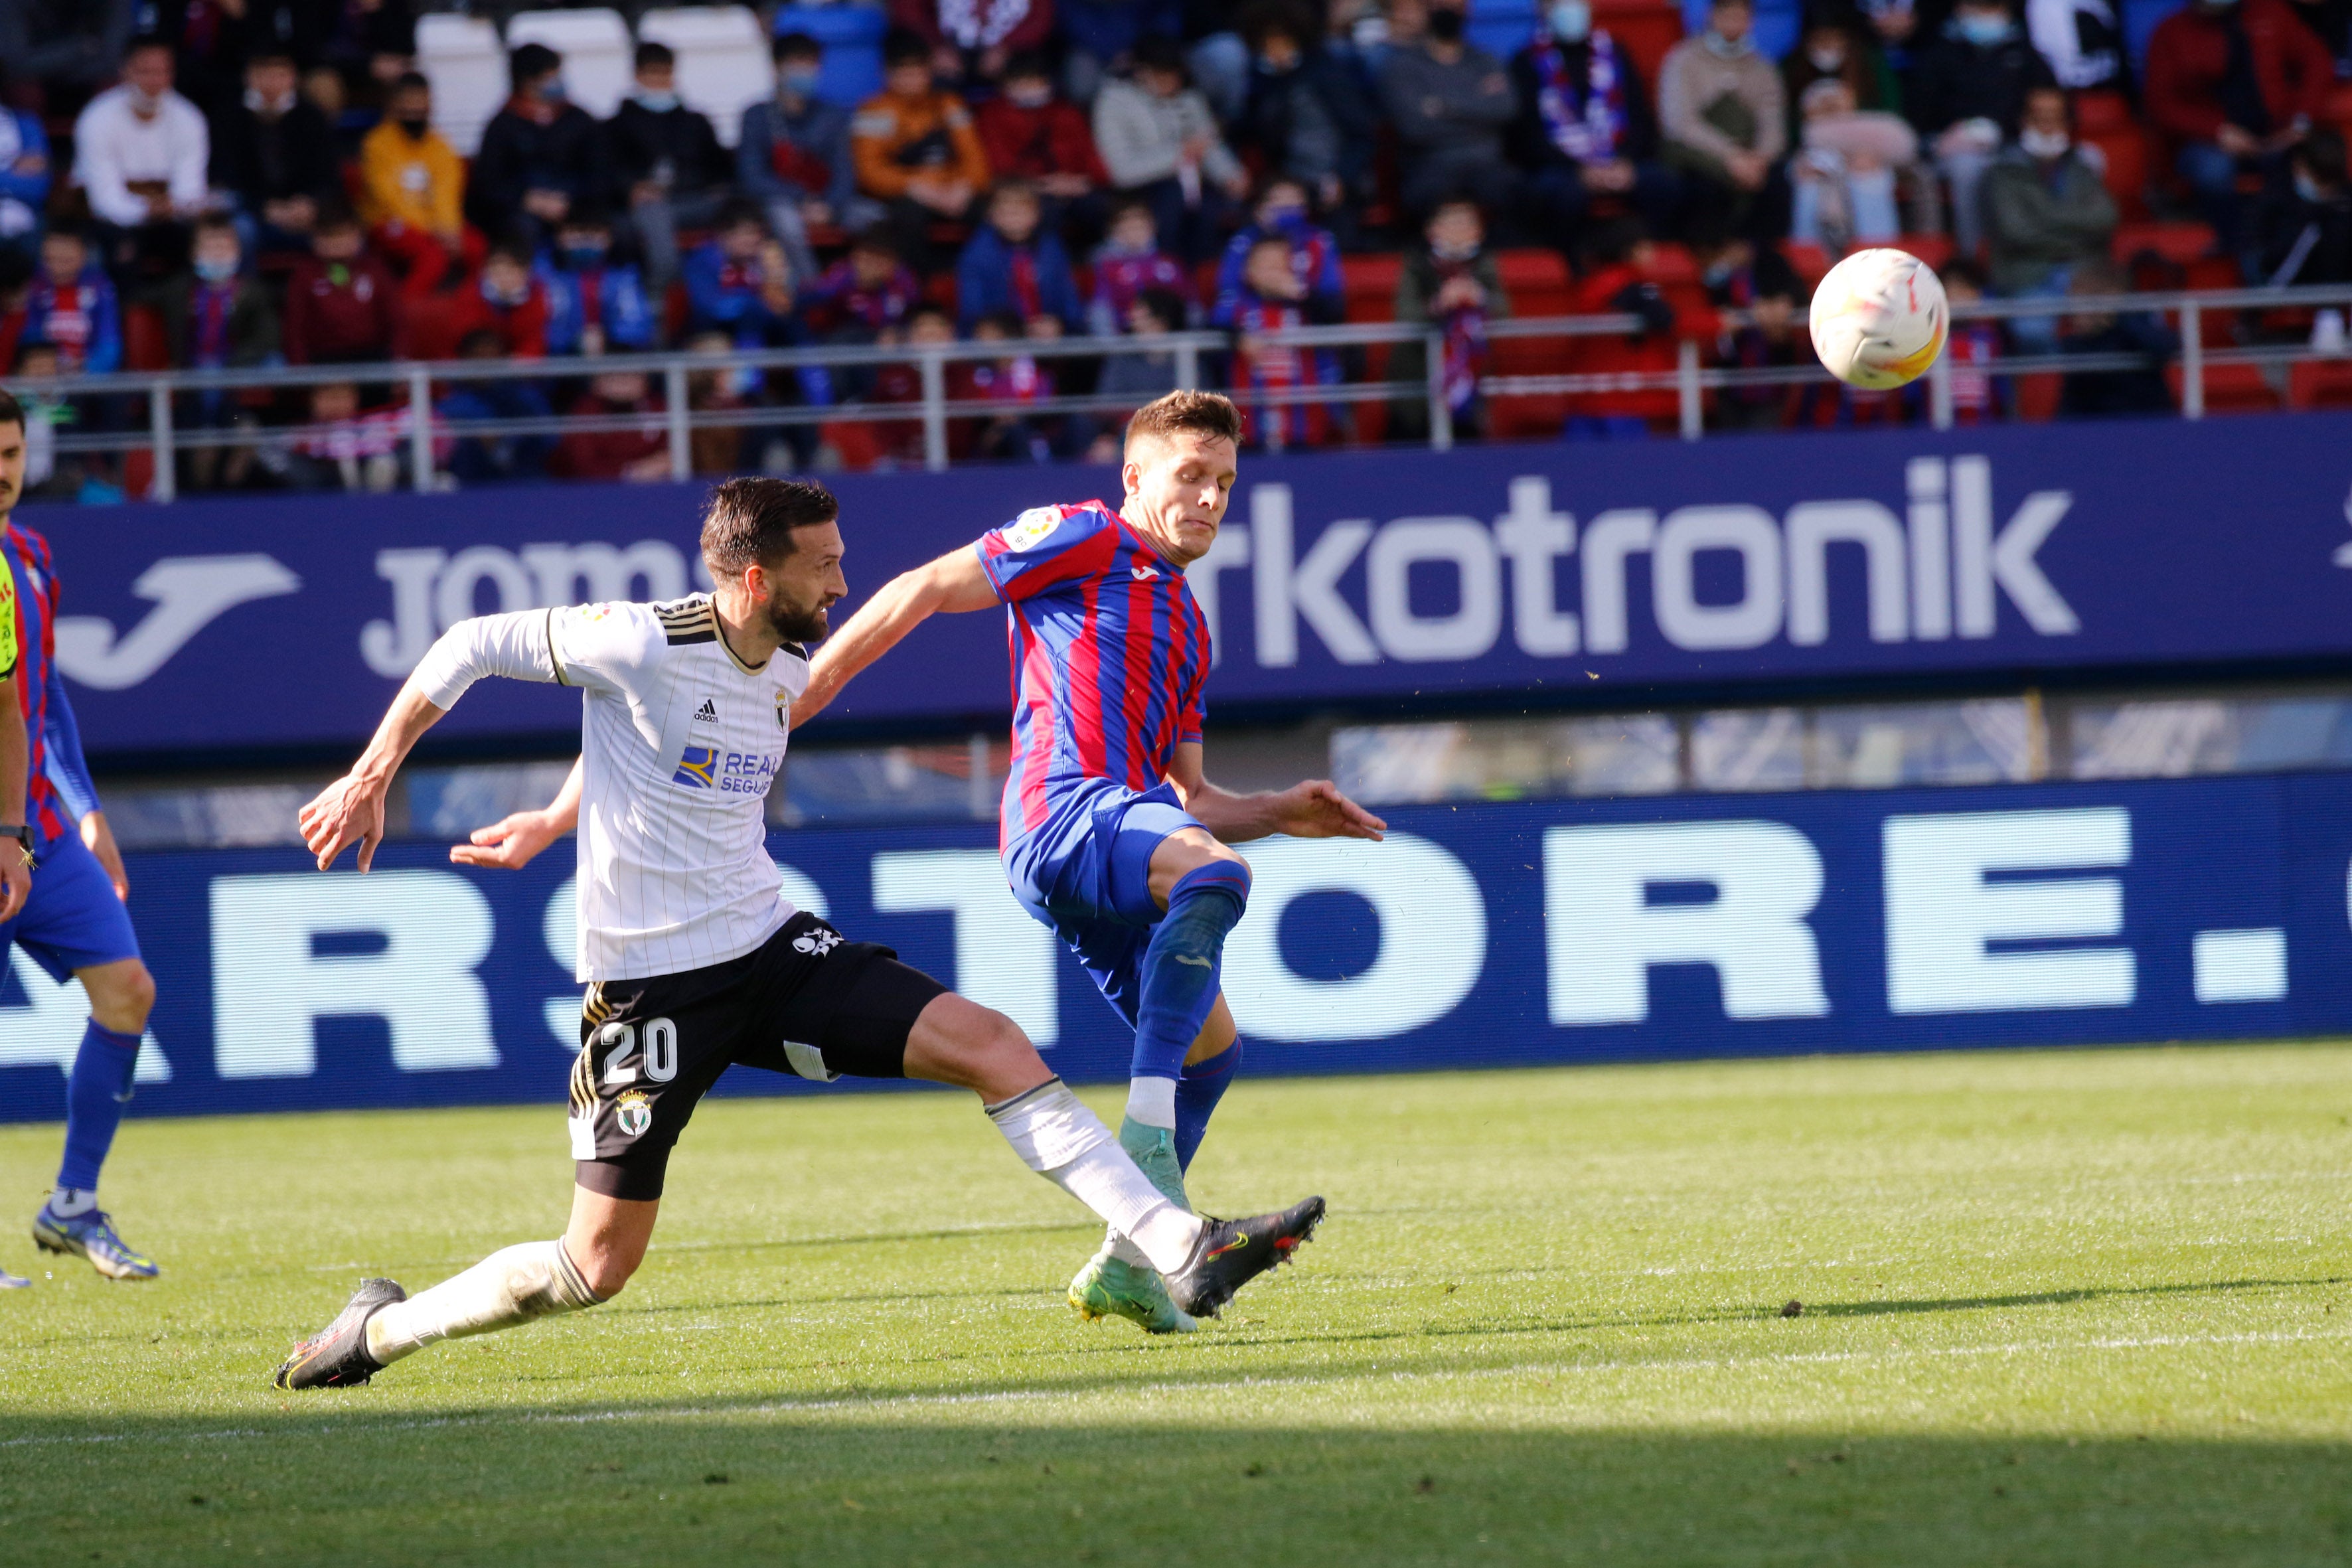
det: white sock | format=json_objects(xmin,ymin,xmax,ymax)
[
  {"xmin": 1125, "ymin": 1075, "xmax": 1177, "ymax": 1130},
  {"xmin": 988, "ymin": 1078, "xmax": 1204, "ymax": 1275},
  {"xmin": 364, "ymin": 1238, "xmax": 604, "ymax": 1366},
  {"xmin": 48, "ymin": 1187, "xmax": 98, "ymax": 1218}
]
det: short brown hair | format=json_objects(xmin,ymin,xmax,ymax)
[
  {"xmin": 700, "ymin": 477, "xmax": 840, "ymax": 576},
  {"xmin": 1123, "ymin": 390, "xmax": 1241, "ymax": 457}
]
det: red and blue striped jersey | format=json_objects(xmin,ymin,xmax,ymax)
[
  {"xmin": 2, "ymin": 522, "xmax": 78, "ymax": 844},
  {"xmin": 976, "ymin": 501, "xmax": 1210, "ymax": 846}
]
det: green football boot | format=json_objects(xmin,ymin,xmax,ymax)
[{"xmin": 1066, "ymin": 1117, "xmax": 1198, "ymax": 1334}]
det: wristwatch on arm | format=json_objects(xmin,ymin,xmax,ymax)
[{"xmin": 0, "ymin": 826, "xmax": 35, "ymax": 868}]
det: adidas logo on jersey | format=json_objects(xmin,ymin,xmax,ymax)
[
  {"xmin": 1131, "ymin": 565, "xmax": 1160, "ymax": 582},
  {"xmin": 692, "ymin": 698, "xmax": 719, "ymax": 724}
]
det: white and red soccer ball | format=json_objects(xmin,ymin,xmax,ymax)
[{"xmin": 1808, "ymin": 247, "xmax": 1949, "ymax": 390}]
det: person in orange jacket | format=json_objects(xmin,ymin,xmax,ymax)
[
  {"xmin": 358, "ymin": 72, "xmax": 486, "ymax": 295},
  {"xmin": 852, "ymin": 27, "xmax": 992, "ymax": 266}
]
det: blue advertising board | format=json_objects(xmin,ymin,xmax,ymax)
[
  {"xmin": 7, "ymin": 769, "xmax": 2352, "ymax": 1124},
  {"xmin": 26, "ymin": 412, "xmax": 2352, "ymax": 758}
]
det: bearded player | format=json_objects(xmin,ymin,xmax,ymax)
[
  {"xmin": 274, "ymin": 479, "xmax": 1321, "ymax": 1389},
  {"xmin": 794, "ymin": 391, "xmax": 1385, "ymax": 1334}
]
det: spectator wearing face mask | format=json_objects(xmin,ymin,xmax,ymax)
[
  {"xmin": 535, "ymin": 208, "xmax": 653, "ymax": 357},
  {"xmin": 1781, "ymin": 19, "xmax": 1901, "ymax": 143},
  {"xmin": 1689, "ymin": 214, "xmax": 1804, "ymax": 430},
  {"xmin": 1983, "ymin": 84, "xmax": 2117, "ymax": 353},
  {"xmin": 2256, "ymin": 127, "xmax": 2352, "ymax": 285},
  {"xmin": 1789, "ymin": 76, "xmax": 1927, "ymax": 252},
  {"xmin": 1225, "ymin": 234, "xmax": 1346, "ymax": 449},
  {"xmin": 955, "ymin": 180, "xmax": 1084, "ymax": 332},
  {"xmin": 212, "ymin": 50, "xmax": 339, "ymax": 260},
  {"xmin": 1660, "ymin": 0, "xmax": 1788, "ymax": 240},
  {"xmin": 974, "ymin": 51, "xmax": 1112, "ymax": 236},
  {"xmin": 443, "ymin": 243, "xmax": 550, "ymax": 359},
  {"xmin": 611, "ymin": 42, "xmax": 733, "ymax": 293},
  {"xmin": 72, "ymin": 37, "xmax": 213, "ymax": 266},
  {"xmin": 684, "ymin": 201, "xmax": 799, "ymax": 349},
  {"xmin": 1511, "ymin": 0, "xmax": 1684, "ymax": 256},
  {"xmin": 154, "ymin": 214, "xmax": 278, "ymax": 489},
  {"xmin": 853, "ymin": 28, "xmax": 994, "ymax": 267},
  {"xmin": 1907, "ymin": 0, "xmax": 2056, "ymax": 256},
  {"xmin": 283, "ymin": 204, "xmax": 401, "ymax": 364},
  {"xmin": 358, "ymin": 72, "xmax": 483, "ymax": 296},
  {"xmin": 469, "ymin": 42, "xmax": 607, "ymax": 250},
  {"xmin": 1212, "ymin": 175, "xmax": 1345, "ymax": 330},
  {"xmin": 1091, "ymin": 37, "xmax": 1249, "ymax": 264},
  {"xmin": 2146, "ymin": 0, "xmax": 2336, "ymax": 274},
  {"xmin": 739, "ymin": 34, "xmax": 862, "ymax": 284},
  {"xmin": 1087, "ymin": 199, "xmax": 1192, "ymax": 337},
  {"xmin": 1236, "ymin": 2, "xmax": 1380, "ymax": 223},
  {"xmin": 1380, "ymin": 0, "xmax": 1524, "ymax": 220}
]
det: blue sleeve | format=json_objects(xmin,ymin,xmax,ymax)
[
  {"xmin": 538, "ymin": 265, "xmax": 582, "ymax": 354},
  {"xmin": 0, "ymin": 114, "xmax": 50, "ymax": 207},
  {"xmin": 1310, "ymin": 231, "xmax": 1344, "ymax": 303},
  {"xmin": 607, "ymin": 269, "xmax": 655, "ymax": 349},
  {"xmin": 84, "ymin": 279, "xmax": 123, "ymax": 375},
  {"xmin": 976, "ymin": 504, "xmax": 1119, "ymax": 601},
  {"xmin": 1210, "ymin": 234, "xmax": 1251, "ymax": 329},
  {"xmin": 1042, "ymin": 240, "xmax": 1082, "ymax": 329},
  {"xmin": 683, "ymin": 248, "xmax": 751, "ymax": 327},
  {"xmin": 821, "ymin": 106, "xmax": 857, "ymax": 212},
  {"xmin": 42, "ymin": 661, "xmax": 97, "ymax": 819},
  {"xmin": 955, "ymin": 237, "xmax": 1000, "ymax": 331}
]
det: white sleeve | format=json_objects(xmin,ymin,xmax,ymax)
[
  {"xmin": 410, "ymin": 610, "xmax": 562, "ymax": 708},
  {"xmin": 546, "ymin": 600, "xmax": 664, "ymax": 698},
  {"xmin": 74, "ymin": 101, "xmax": 146, "ymax": 228},
  {"xmin": 171, "ymin": 99, "xmax": 211, "ymax": 212}
]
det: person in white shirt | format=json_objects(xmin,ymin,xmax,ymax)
[
  {"xmin": 272, "ymin": 478, "xmax": 1323, "ymax": 1391},
  {"xmin": 72, "ymin": 37, "xmax": 211, "ymax": 235}
]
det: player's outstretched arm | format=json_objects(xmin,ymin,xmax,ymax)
[
  {"xmin": 1165, "ymin": 743, "xmax": 1387, "ymax": 846},
  {"xmin": 299, "ymin": 681, "xmax": 449, "ymax": 874},
  {"xmin": 451, "ymin": 755, "xmax": 582, "ymax": 870},
  {"xmin": 796, "ymin": 544, "xmax": 999, "ymax": 723}
]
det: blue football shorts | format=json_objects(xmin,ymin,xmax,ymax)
[{"xmin": 0, "ymin": 828, "xmax": 142, "ymax": 984}]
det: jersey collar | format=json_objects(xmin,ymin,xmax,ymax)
[{"xmin": 1107, "ymin": 503, "xmax": 1188, "ymax": 574}]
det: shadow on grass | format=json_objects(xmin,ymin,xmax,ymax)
[
  {"xmin": 1, "ymin": 1414, "xmax": 2347, "ymax": 1568},
  {"xmin": 1808, "ymin": 1275, "xmax": 2349, "ymax": 1319}
]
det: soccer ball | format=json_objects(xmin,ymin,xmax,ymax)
[{"xmin": 1808, "ymin": 248, "xmax": 1948, "ymax": 390}]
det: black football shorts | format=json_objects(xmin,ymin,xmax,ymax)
[{"xmin": 568, "ymin": 911, "xmax": 949, "ymax": 1200}]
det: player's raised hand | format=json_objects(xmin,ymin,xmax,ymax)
[
  {"xmin": 451, "ymin": 809, "xmax": 560, "ymax": 870},
  {"xmin": 1270, "ymin": 779, "xmax": 1386, "ymax": 842},
  {"xmin": 0, "ymin": 852, "xmax": 28, "ymax": 923},
  {"xmin": 298, "ymin": 771, "xmax": 388, "ymax": 873}
]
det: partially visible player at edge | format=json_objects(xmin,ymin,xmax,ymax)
[
  {"xmin": 793, "ymin": 390, "xmax": 1385, "ymax": 1334},
  {"xmin": 274, "ymin": 479, "xmax": 1320, "ymax": 1389},
  {"xmin": 0, "ymin": 390, "xmax": 161, "ymax": 1289}
]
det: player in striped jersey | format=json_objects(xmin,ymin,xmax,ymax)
[
  {"xmin": 274, "ymin": 478, "xmax": 1321, "ymax": 1389},
  {"xmin": 0, "ymin": 391, "xmax": 161, "ymax": 1285},
  {"xmin": 0, "ymin": 445, "xmax": 30, "ymax": 1290},
  {"xmin": 797, "ymin": 390, "xmax": 1385, "ymax": 1334}
]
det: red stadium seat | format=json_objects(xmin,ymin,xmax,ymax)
[
  {"xmin": 1594, "ymin": 0, "xmax": 1684, "ymax": 98},
  {"xmin": 821, "ymin": 418, "xmax": 887, "ymax": 471},
  {"xmin": 2013, "ymin": 370, "xmax": 2062, "ymax": 422},
  {"xmin": 2084, "ymin": 126, "xmax": 2152, "ymax": 221},
  {"xmin": 2073, "ymin": 89, "xmax": 2133, "ymax": 135},
  {"xmin": 1781, "ymin": 240, "xmax": 1831, "ymax": 290},
  {"xmin": 1496, "ymin": 248, "xmax": 1572, "ymax": 317},
  {"xmin": 1342, "ymin": 253, "xmax": 1403, "ymax": 323},
  {"xmin": 2288, "ymin": 358, "xmax": 2352, "ymax": 410},
  {"xmin": 2113, "ymin": 221, "xmax": 2217, "ymax": 268},
  {"xmin": 1894, "ymin": 234, "xmax": 1953, "ymax": 272},
  {"xmin": 121, "ymin": 303, "xmax": 171, "ymax": 372},
  {"xmin": 2165, "ymin": 360, "xmax": 2280, "ymax": 413}
]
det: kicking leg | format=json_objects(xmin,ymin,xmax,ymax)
[
  {"xmin": 35, "ymin": 958, "xmax": 160, "ymax": 1281},
  {"xmin": 1174, "ymin": 995, "xmax": 1241, "ymax": 1174},
  {"xmin": 275, "ymin": 1186, "xmax": 637, "ymax": 1390}
]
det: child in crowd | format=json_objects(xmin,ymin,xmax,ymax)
[
  {"xmin": 552, "ymin": 369, "xmax": 671, "ymax": 482},
  {"xmin": 1086, "ymin": 286, "xmax": 1188, "ymax": 459},
  {"xmin": 25, "ymin": 229, "xmax": 121, "ymax": 375},
  {"xmin": 1691, "ymin": 216, "xmax": 1806, "ymax": 430},
  {"xmin": 1228, "ymin": 233, "xmax": 1344, "ymax": 449},
  {"xmin": 801, "ymin": 230, "xmax": 923, "ymax": 402},
  {"xmin": 1563, "ymin": 216, "xmax": 1679, "ymax": 438},
  {"xmin": 684, "ymin": 202, "xmax": 799, "ymax": 349},
  {"xmin": 438, "ymin": 327, "xmax": 554, "ymax": 485},
  {"xmin": 536, "ymin": 208, "xmax": 654, "ymax": 358},
  {"xmin": 282, "ymin": 380, "xmax": 412, "ymax": 493},
  {"xmin": 973, "ymin": 51, "xmax": 1110, "ymax": 237},
  {"xmin": 1392, "ymin": 198, "xmax": 1510, "ymax": 441},
  {"xmin": 870, "ymin": 302, "xmax": 956, "ymax": 464},
  {"xmin": 955, "ymin": 308, "xmax": 1061, "ymax": 462},
  {"xmin": 157, "ymin": 216, "xmax": 279, "ymax": 490},
  {"xmin": 1213, "ymin": 175, "xmax": 1344, "ymax": 331},
  {"xmin": 285, "ymin": 206, "xmax": 401, "ymax": 364},
  {"xmin": 445, "ymin": 243, "xmax": 550, "ymax": 359},
  {"xmin": 955, "ymin": 180, "xmax": 1083, "ymax": 333},
  {"xmin": 1087, "ymin": 198, "xmax": 1191, "ymax": 337},
  {"xmin": 1787, "ymin": 76, "xmax": 1920, "ymax": 253}
]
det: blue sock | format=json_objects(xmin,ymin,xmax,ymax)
[
  {"xmin": 1174, "ymin": 1042, "xmax": 1242, "ymax": 1173},
  {"xmin": 1131, "ymin": 861, "xmax": 1252, "ymax": 1085},
  {"xmin": 56, "ymin": 1022, "xmax": 141, "ymax": 1194}
]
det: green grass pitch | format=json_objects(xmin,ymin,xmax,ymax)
[{"xmin": 2, "ymin": 1043, "xmax": 2349, "ymax": 1566}]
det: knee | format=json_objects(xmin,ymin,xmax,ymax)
[{"xmin": 87, "ymin": 962, "xmax": 155, "ymax": 1032}]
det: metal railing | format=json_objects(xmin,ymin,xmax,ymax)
[{"xmin": 14, "ymin": 282, "xmax": 2352, "ymax": 501}]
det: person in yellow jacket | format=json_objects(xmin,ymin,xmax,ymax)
[
  {"xmin": 358, "ymin": 71, "xmax": 484, "ymax": 295},
  {"xmin": 852, "ymin": 29, "xmax": 990, "ymax": 266}
]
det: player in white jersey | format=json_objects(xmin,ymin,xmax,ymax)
[{"xmin": 272, "ymin": 479, "xmax": 1322, "ymax": 1390}]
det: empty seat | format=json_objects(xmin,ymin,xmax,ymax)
[
  {"xmin": 1596, "ymin": 0, "xmax": 1686, "ymax": 96},
  {"xmin": 771, "ymin": 5, "xmax": 886, "ymax": 108},
  {"xmin": 2166, "ymin": 360, "xmax": 2280, "ymax": 413},
  {"xmin": 639, "ymin": 7, "xmax": 773, "ymax": 148},
  {"xmin": 2112, "ymin": 220, "xmax": 2216, "ymax": 268},
  {"xmin": 2288, "ymin": 357, "xmax": 2352, "ymax": 410},
  {"xmin": 1895, "ymin": 232, "xmax": 1954, "ymax": 271},
  {"xmin": 416, "ymin": 13, "xmax": 505, "ymax": 157},
  {"xmin": 505, "ymin": 9, "xmax": 635, "ymax": 120}
]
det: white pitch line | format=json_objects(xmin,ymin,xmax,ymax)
[{"xmin": 3, "ymin": 1327, "xmax": 2345, "ymax": 1450}]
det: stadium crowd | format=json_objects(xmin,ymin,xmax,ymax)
[{"xmin": 1, "ymin": 0, "xmax": 2349, "ymax": 497}]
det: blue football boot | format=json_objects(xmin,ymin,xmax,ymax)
[{"xmin": 33, "ymin": 1204, "xmax": 159, "ymax": 1281}]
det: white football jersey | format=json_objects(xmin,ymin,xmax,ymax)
[{"xmin": 414, "ymin": 596, "xmax": 808, "ymax": 982}]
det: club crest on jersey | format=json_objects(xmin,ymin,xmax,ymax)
[
  {"xmin": 614, "ymin": 1090, "xmax": 653, "ymax": 1138},
  {"xmin": 692, "ymin": 698, "xmax": 719, "ymax": 724},
  {"xmin": 793, "ymin": 927, "xmax": 843, "ymax": 957},
  {"xmin": 672, "ymin": 745, "xmax": 718, "ymax": 788},
  {"xmin": 775, "ymin": 691, "xmax": 790, "ymax": 730},
  {"xmin": 1001, "ymin": 506, "xmax": 1065, "ymax": 552}
]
